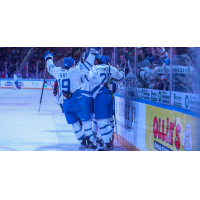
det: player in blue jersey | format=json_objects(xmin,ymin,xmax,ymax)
[{"xmin": 44, "ymin": 48, "xmax": 100, "ymax": 150}]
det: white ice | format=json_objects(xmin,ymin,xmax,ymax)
[{"xmin": 0, "ymin": 88, "xmax": 127, "ymax": 151}]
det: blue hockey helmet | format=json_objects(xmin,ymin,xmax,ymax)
[
  {"xmin": 95, "ymin": 54, "xmax": 102, "ymax": 64},
  {"xmin": 101, "ymin": 55, "xmax": 110, "ymax": 65},
  {"xmin": 63, "ymin": 57, "xmax": 75, "ymax": 68}
]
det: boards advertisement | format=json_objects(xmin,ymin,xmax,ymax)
[
  {"xmin": 114, "ymin": 95, "xmax": 200, "ymax": 151},
  {"xmin": 145, "ymin": 104, "xmax": 200, "ymax": 151},
  {"xmin": 136, "ymin": 88, "xmax": 170, "ymax": 105},
  {"xmin": 115, "ymin": 96, "xmax": 147, "ymax": 151},
  {"xmin": 0, "ymin": 80, "xmax": 54, "ymax": 89},
  {"xmin": 171, "ymin": 91, "xmax": 200, "ymax": 112}
]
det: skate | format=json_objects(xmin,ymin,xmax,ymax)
[
  {"xmin": 96, "ymin": 139, "xmax": 113, "ymax": 151},
  {"xmin": 110, "ymin": 135, "xmax": 115, "ymax": 150},
  {"xmin": 86, "ymin": 137, "xmax": 98, "ymax": 151},
  {"xmin": 79, "ymin": 137, "xmax": 88, "ymax": 151}
]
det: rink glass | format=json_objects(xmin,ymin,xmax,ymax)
[{"xmin": 0, "ymin": 47, "xmax": 199, "ymax": 112}]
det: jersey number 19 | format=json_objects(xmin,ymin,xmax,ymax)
[{"xmin": 59, "ymin": 79, "xmax": 70, "ymax": 93}]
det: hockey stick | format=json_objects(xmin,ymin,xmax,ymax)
[
  {"xmin": 46, "ymin": 71, "xmax": 53, "ymax": 89},
  {"xmin": 38, "ymin": 48, "xmax": 51, "ymax": 112},
  {"xmin": 38, "ymin": 62, "xmax": 47, "ymax": 112},
  {"xmin": 108, "ymin": 63, "xmax": 119, "ymax": 142},
  {"xmin": 45, "ymin": 70, "xmax": 59, "ymax": 102}
]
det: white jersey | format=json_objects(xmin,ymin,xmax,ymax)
[
  {"xmin": 47, "ymin": 53, "xmax": 95, "ymax": 104},
  {"xmin": 14, "ymin": 74, "xmax": 18, "ymax": 82},
  {"xmin": 80, "ymin": 74, "xmax": 92, "ymax": 98},
  {"xmin": 88, "ymin": 64, "xmax": 124, "ymax": 98}
]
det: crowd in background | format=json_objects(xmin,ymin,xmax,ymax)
[
  {"xmin": 101, "ymin": 47, "xmax": 199, "ymax": 93},
  {"xmin": 0, "ymin": 47, "xmax": 29, "ymax": 78},
  {"xmin": 0, "ymin": 47, "xmax": 199, "ymax": 93},
  {"xmin": 0, "ymin": 47, "xmax": 84, "ymax": 79},
  {"xmin": 125, "ymin": 47, "xmax": 199, "ymax": 93}
]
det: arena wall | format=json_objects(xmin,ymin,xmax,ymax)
[
  {"xmin": 0, "ymin": 79, "xmax": 54, "ymax": 90},
  {"xmin": 114, "ymin": 94, "xmax": 200, "ymax": 151}
]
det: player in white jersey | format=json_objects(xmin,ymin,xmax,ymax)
[
  {"xmin": 13, "ymin": 73, "xmax": 21, "ymax": 90},
  {"xmin": 81, "ymin": 53, "xmax": 103, "ymax": 141},
  {"xmin": 91, "ymin": 54, "xmax": 103, "ymax": 140},
  {"xmin": 44, "ymin": 48, "xmax": 100, "ymax": 150},
  {"xmin": 92, "ymin": 55, "xmax": 119, "ymax": 148},
  {"xmin": 80, "ymin": 52, "xmax": 94, "ymax": 118},
  {"xmin": 101, "ymin": 55, "xmax": 118, "ymax": 146},
  {"xmin": 88, "ymin": 57, "xmax": 125, "ymax": 150}
]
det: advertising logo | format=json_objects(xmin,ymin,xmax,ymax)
[
  {"xmin": 141, "ymin": 89, "xmax": 144, "ymax": 98},
  {"xmin": 173, "ymin": 93, "xmax": 182, "ymax": 107},
  {"xmin": 32, "ymin": 82, "xmax": 39, "ymax": 85},
  {"xmin": 161, "ymin": 91, "xmax": 170, "ymax": 104},
  {"xmin": 18, "ymin": 82, "xmax": 24, "ymax": 87},
  {"xmin": 158, "ymin": 91, "xmax": 161, "ymax": 102},
  {"xmin": 31, "ymin": 82, "xmax": 40, "ymax": 87},
  {"xmin": 5, "ymin": 82, "xmax": 13, "ymax": 86},
  {"xmin": 151, "ymin": 90, "xmax": 157, "ymax": 102},
  {"xmin": 185, "ymin": 95, "xmax": 189, "ymax": 109},
  {"xmin": 145, "ymin": 105, "xmax": 197, "ymax": 151},
  {"xmin": 182, "ymin": 123, "xmax": 192, "ymax": 151},
  {"xmin": 153, "ymin": 117, "xmax": 181, "ymax": 150},
  {"xmin": 44, "ymin": 81, "xmax": 48, "ymax": 88}
]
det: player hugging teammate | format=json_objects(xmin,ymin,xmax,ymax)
[{"xmin": 44, "ymin": 48, "xmax": 124, "ymax": 151}]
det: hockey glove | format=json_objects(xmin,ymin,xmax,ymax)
[
  {"xmin": 118, "ymin": 68, "xmax": 124, "ymax": 73},
  {"xmin": 44, "ymin": 51, "xmax": 54, "ymax": 61},
  {"xmin": 53, "ymin": 90, "xmax": 58, "ymax": 96},
  {"xmin": 90, "ymin": 47, "xmax": 100, "ymax": 55}
]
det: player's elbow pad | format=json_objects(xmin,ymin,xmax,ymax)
[
  {"xmin": 117, "ymin": 70, "xmax": 125, "ymax": 81},
  {"xmin": 84, "ymin": 54, "xmax": 95, "ymax": 70}
]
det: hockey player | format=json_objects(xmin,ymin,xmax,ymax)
[
  {"xmin": 92, "ymin": 54, "xmax": 103, "ymax": 140},
  {"xmin": 101, "ymin": 55, "xmax": 118, "ymax": 146},
  {"xmin": 80, "ymin": 53, "xmax": 103, "ymax": 141},
  {"xmin": 54, "ymin": 79, "xmax": 83, "ymax": 127},
  {"xmin": 80, "ymin": 52, "xmax": 94, "ymax": 119},
  {"xmin": 44, "ymin": 48, "xmax": 100, "ymax": 150},
  {"xmin": 88, "ymin": 55, "xmax": 124, "ymax": 150},
  {"xmin": 13, "ymin": 72, "xmax": 21, "ymax": 90}
]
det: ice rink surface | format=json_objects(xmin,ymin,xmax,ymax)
[{"xmin": 0, "ymin": 88, "xmax": 127, "ymax": 151}]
